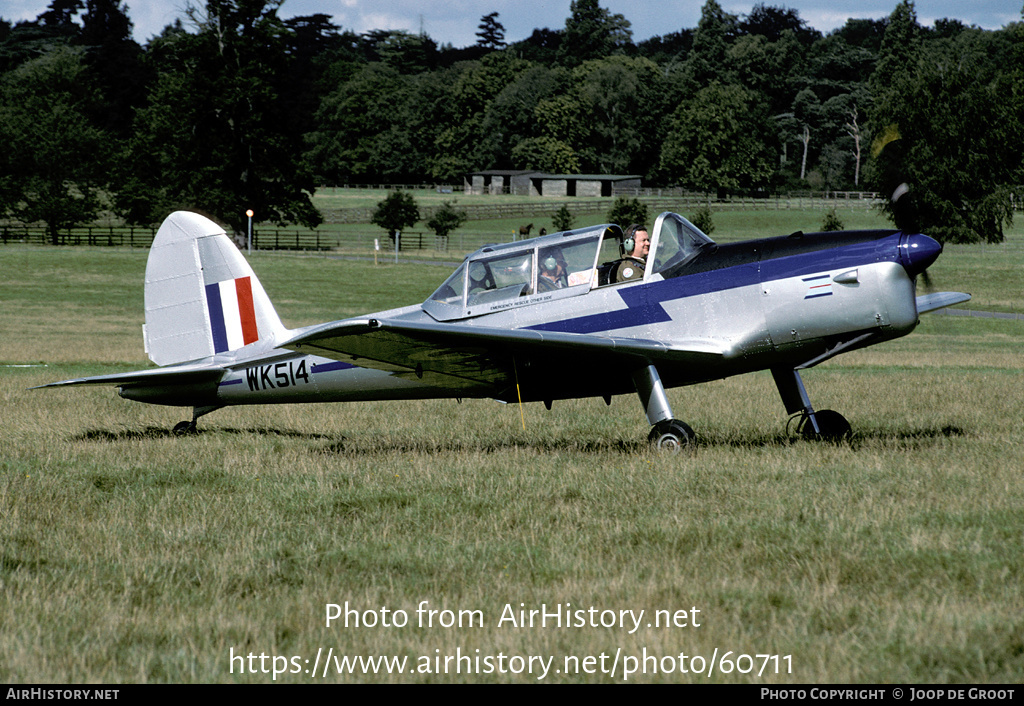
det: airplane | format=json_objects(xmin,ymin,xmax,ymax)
[{"xmin": 36, "ymin": 208, "xmax": 971, "ymax": 450}]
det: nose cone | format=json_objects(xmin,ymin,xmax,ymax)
[{"xmin": 899, "ymin": 233, "xmax": 942, "ymax": 277}]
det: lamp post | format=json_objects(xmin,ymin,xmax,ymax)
[{"xmin": 246, "ymin": 209, "xmax": 254, "ymax": 253}]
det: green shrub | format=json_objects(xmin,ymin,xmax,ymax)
[
  {"xmin": 552, "ymin": 204, "xmax": 575, "ymax": 232},
  {"xmin": 606, "ymin": 196, "xmax": 649, "ymax": 229},
  {"xmin": 822, "ymin": 208, "xmax": 844, "ymax": 231},
  {"xmin": 689, "ymin": 205, "xmax": 715, "ymax": 236}
]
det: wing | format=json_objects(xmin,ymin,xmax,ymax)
[
  {"xmin": 32, "ymin": 362, "xmax": 225, "ymax": 389},
  {"xmin": 916, "ymin": 291, "xmax": 971, "ymax": 314},
  {"xmin": 281, "ymin": 317, "xmax": 732, "ymax": 401}
]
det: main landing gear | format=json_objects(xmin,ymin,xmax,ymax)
[
  {"xmin": 771, "ymin": 368, "xmax": 852, "ymax": 441},
  {"xmin": 633, "ymin": 364, "xmax": 852, "ymax": 449},
  {"xmin": 172, "ymin": 405, "xmax": 221, "ymax": 435},
  {"xmin": 632, "ymin": 364, "xmax": 695, "ymax": 452}
]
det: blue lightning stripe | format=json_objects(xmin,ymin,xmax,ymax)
[
  {"xmin": 535, "ymin": 301, "xmax": 671, "ymax": 334},
  {"xmin": 526, "ymin": 266, "xmax": 756, "ymax": 334},
  {"xmin": 311, "ymin": 361, "xmax": 356, "ymax": 374},
  {"xmin": 205, "ymin": 282, "xmax": 229, "ymax": 353},
  {"xmin": 528, "ymin": 235, "xmax": 900, "ymax": 335}
]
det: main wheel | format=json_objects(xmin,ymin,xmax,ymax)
[
  {"xmin": 172, "ymin": 420, "xmax": 197, "ymax": 435},
  {"xmin": 798, "ymin": 409, "xmax": 851, "ymax": 441},
  {"xmin": 648, "ymin": 419, "xmax": 695, "ymax": 451}
]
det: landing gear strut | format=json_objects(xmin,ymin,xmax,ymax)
[
  {"xmin": 772, "ymin": 368, "xmax": 851, "ymax": 441},
  {"xmin": 632, "ymin": 364, "xmax": 695, "ymax": 451},
  {"xmin": 172, "ymin": 405, "xmax": 221, "ymax": 435}
]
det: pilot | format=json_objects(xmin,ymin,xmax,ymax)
[
  {"xmin": 468, "ymin": 260, "xmax": 494, "ymax": 293},
  {"xmin": 613, "ymin": 224, "xmax": 650, "ymax": 282},
  {"xmin": 537, "ymin": 249, "xmax": 568, "ymax": 292}
]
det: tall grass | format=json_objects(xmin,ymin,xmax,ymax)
[{"xmin": 1, "ymin": 217, "xmax": 1023, "ymax": 683}]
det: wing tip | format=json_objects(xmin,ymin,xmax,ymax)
[{"xmin": 916, "ymin": 291, "xmax": 972, "ymax": 315}]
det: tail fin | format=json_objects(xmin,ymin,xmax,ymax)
[{"xmin": 144, "ymin": 211, "xmax": 287, "ymax": 366}]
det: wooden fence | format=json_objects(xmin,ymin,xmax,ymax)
[
  {"xmin": 1, "ymin": 224, "xmax": 158, "ymax": 247},
  {"xmin": 321, "ymin": 192, "xmax": 884, "ymax": 224},
  {"xmin": 0, "ymin": 191, "xmax": 892, "ymax": 253},
  {"xmin": 0, "ymin": 224, "xmax": 462, "ymax": 253}
]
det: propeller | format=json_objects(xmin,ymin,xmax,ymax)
[
  {"xmin": 892, "ymin": 182, "xmax": 938, "ymax": 294},
  {"xmin": 919, "ymin": 259, "xmax": 935, "ymax": 293},
  {"xmin": 891, "ymin": 182, "xmax": 917, "ymax": 234},
  {"xmin": 876, "ymin": 132, "xmax": 943, "ymax": 296}
]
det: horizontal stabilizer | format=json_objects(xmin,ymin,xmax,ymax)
[
  {"xmin": 916, "ymin": 291, "xmax": 971, "ymax": 315},
  {"xmin": 32, "ymin": 362, "xmax": 224, "ymax": 389}
]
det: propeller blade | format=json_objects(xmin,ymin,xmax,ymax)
[
  {"xmin": 918, "ymin": 267, "xmax": 934, "ymax": 294},
  {"xmin": 891, "ymin": 182, "xmax": 918, "ymax": 234}
]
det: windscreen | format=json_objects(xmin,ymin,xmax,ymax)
[
  {"xmin": 429, "ymin": 262, "xmax": 466, "ymax": 305},
  {"xmin": 650, "ymin": 213, "xmax": 715, "ymax": 276}
]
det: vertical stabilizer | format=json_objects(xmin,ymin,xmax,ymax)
[{"xmin": 144, "ymin": 211, "xmax": 286, "ymax": 366}]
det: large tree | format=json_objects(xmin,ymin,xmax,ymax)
[
  {"xmin": 0, "ymin": 46, "xmax": 110, "ymax": 242},
  {"xmin": 556, "ymin": 0, "xmax": 632, "ymax": 67},
  {"xmin": 117, "ymin": 0, "xmax": 321, "ymax": 234},
  {"xmin": 658, "ymin": 82, "xmax": 776, "ymax": 193},
  {"xmin": 739, "ymin": 3, "xmax": 820, "ymax": 45},
  {"xmin": 476, "ymin": 12, "xmax": 506, "ymax": 51},
  {"xmin": 430, "ymin": 52, "xmax": 530, "ymax": 180},
  {"xmin": 567, "ymin": 56, "xmax": 666, "ymax": 175},
  {"xmin": 871, "ymin": 0, "xmax": 921, "ymax": 98},
  {"xmin": 75, "ymin": 0, "xmax": 146, "ymax": 137},
  {"xmin": 680, "ymin": 0, "xmax": 738, "ymax": 89},
  {"xmin": 306, "ymin": 63, "xmax": 409, "ymax": 183},
  {"xmin": 512, "ymin": 136, "xmax": 580, "ymax": 174},
  {"xmin": 371, "ymin": 190, "xmax": 419, "ymax": 243},
  {"xmin": 38, "ymin": 0, "xmax": 84, "ymax": 31},
  {"xmin": 867, "ymin": 2, "xmax": 1017, "ymax": 242},
  {"xmin": 477, "ymin": 64, "xmax": 571, "ymax": 170}
]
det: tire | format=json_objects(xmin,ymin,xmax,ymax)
[
  {"xmin": 172, "ymin": 420, "xmax": 197, "ymax": 436},
  {"xmin": 648, "ymin": 419, "xmax": 695, "ymax": 451},
  {"xmin": 799, "ymin": 409, "xmax": 851, "ymax": 441}
]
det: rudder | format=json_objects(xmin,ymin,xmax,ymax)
[{"xmin": 144, "ymin": 211, "xmax": 286, "ymax": 366}]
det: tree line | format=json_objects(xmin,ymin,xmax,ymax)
[{"xmin": 1, "ymin": 0, "xmax": 1022, "ymax": 243}]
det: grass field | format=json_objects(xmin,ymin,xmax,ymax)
[{"xmin": 2, "ymin": 207, "xmax": 1023, "ymax": 683}]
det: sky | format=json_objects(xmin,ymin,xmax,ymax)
[{"xmin": 4, "ymin": 0, "xmax": 1021, "ymax": 46}]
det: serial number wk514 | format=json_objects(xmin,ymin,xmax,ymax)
[{"xmin": 245, "ymin": 360, "xmax": 310, "ymax": 391}]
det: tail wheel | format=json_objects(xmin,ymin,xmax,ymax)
[{"xmin": 648, "ymin": 419, "xmax": 695, "ymax": 452}]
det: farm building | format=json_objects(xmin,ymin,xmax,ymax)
[{"xmin": 464, "ymin": 170, "xmax": 641, "ymax": 197}]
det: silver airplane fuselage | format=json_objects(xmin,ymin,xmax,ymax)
[
  {"xmin": 124, "ymin": 230, "xmax": 929, "ymax": 406},
  {"xmin": 41, "ymin": 211, "xmax": 965, "ymax": 443}
]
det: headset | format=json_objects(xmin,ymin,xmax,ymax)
[{"xmin": 622, "ymin": 224, "xmax": 643, "ymax": 257}]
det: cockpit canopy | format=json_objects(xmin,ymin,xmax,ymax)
[
  {"xmin": 647, "ymin": 211, "xmax": 716, "ymax": 276},
  {"xmin": 422, "ymin": 212, "xmax": 714, "ymax": 322}
]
